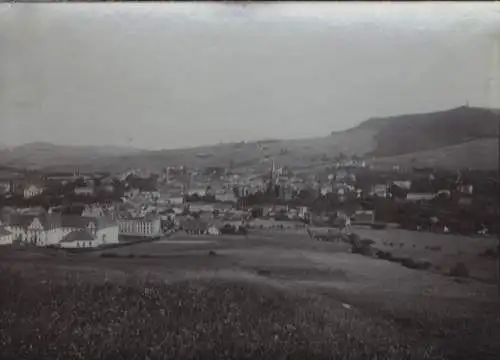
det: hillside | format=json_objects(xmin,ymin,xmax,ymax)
[
  {"xmin": 0, "ymin": 143, "xmax": 146, "ymax": 170},
  {"xmin": 362, "ymin": 106, "xmax": 498, "ymax": 157},
  {"xmin": 0, "ymin": 106, "xmax": 497, "ymax": 172},
  {"xmin": 370, "ymin": 138, "xmax": 498, "ymax": 171},
  {"xmin": 39, "ymin": 127, "xmax": 378, "ymax": 174}
]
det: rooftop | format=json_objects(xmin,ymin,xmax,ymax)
[{"xmin": 60, "ymin": 230, "xmax": 94, "ymax": 243}]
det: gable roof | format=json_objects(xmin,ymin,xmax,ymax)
[
  {"xmin": 6, "ymin": 213, "xmax": 62, "ymax": 230},
  {"xmin": 183, "ymin": 219, "xmax": 208, "ymax": 231},
  {"xmin": 61, "ymin": 215, "xmax": 117, "ymax": 230},
  {"xmin": 60, "ymin": 230, "xmax": 94, "ymax": 243}
]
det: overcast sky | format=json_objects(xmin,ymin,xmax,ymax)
[{"xmin": 1, "ymin": 2, "xmax": 499, "ymax": 150}]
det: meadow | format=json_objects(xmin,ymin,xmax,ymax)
[{"xmin": 0, "ymin": 228, "xmax": 499, "ymax": 359}]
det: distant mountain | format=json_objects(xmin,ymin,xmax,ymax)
[
  {"xmin": 0, "ymin": 106, "xmax": 497, "ymax": 172},
  {"xmin": 0, "ymin": 142, "xmax": 145, "ymax": 170}
]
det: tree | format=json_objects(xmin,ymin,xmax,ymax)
[{"xmin": 389, "ymin": 184, "xmax": 407, "ymax": 200}]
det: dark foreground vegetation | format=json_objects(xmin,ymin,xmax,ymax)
[{"xmin": 0, "ymin": 266, "xmax": 499, "ymax": 360}]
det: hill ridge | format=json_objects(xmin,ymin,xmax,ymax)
[{"xmin": 0, "ymin": 106, "xmax": 497, "ymax": 172}]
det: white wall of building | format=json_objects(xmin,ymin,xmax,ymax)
[
  {"xmin": 118, "ymin": 218, "xmax": 161, "ymax": 236},
  {"xmin": 96, "ymin": 225, "xmax": 119, "ymax": 245},
  {"xmin": 60, "ymin": 239, "xmax": 100, "ymax": 249},
  {"xmin": 0, "ymin": 233, "xmax": 13, "ymax": 245}
]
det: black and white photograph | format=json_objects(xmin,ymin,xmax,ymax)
[{"xmin": 0, "ymin": 2, "xmax": 500, "ymax": 359}]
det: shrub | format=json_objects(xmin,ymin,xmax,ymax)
[
  {"xmin": 351, "ymin": 244, "xmax": 375, "ymax": 257},
  {"xmin": 360, "ymin": 238, "xmax": 375, "ymax": 247},
  {"xmin": 371, "ymin": 223, "xmax": 387, "ymax": 230},
  {"xmin": 401, "ymin": 258, "xmax": 432, "ymax": 270},
  {"xmin": 208, "ymin": 250, "xmax": 217, "ymax": 257},
  {"xmin": 257, "ymin": 268, "xmax": 271, "ymax": 276},
  {"xmin": 449, "ymin": 262, "xmax": 470, "ymax": 278},
  {"xmin": 479, "ymin": 248, "xmax": 498, "ymax": 258},
  {"xmin": 376, "ymin": 250, "xmax": 393, "ymax": 260}
]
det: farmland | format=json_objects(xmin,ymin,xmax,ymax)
[
  {"xmin": 1, "ymin": 228, "xmax": 499, "ymax": 359},
  {"xmin": 352, "ymin": 227, "xmax": 498, "ymax": 283}
]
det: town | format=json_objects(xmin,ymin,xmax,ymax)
[{"xmin": 0, "ymin": 154, "xmax": 496, "ymax": 249}]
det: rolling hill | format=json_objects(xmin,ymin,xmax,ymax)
[
  {"xmin": 362, "ymin": 106, "xmax": 499, "ymax": 157},
  {"xmin": 0, "ymin": 142, "xmax": 146, "ymax": 170},
  {"xmin": 370, "ymin": 138, "xmax": 498, "ymax": 171},
  {"xmin": 0, "ymin": 106, "xmax": 497, "ymax": 172}
]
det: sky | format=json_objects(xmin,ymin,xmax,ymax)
[{"xmin": 1, "ymin": 2, "xmax": 499, "ymax": 150}]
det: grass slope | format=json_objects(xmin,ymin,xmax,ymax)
[
  {"xmin": 370, "ymin": 138, "xmax": 497, "ymax": 170},
  {"xmin": 1, "ymin": 264, "xmax": 499, "ymax": 360}
]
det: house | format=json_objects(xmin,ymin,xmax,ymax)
[
  {"xmin": 182, "ymin": 219, "xmax": 208, "ymax": 235},
  {"xmin": 0, "ymin": 226, "xmax": 13, "ymax": 245},
  {"xmin": 74, "ymin": 187, "xmax": 94, "ymax": 196},
  {"xmin": 215, "ymin": 192, "xmax": 238, "ymax": 203},
  {"xmin": 188, "ymin": 188, "xmax": 207, "ymax": 197},
  {"xmin": 100, "ymin": 176, "xmax": 115, "ymax": 186},
  {"xmin": 298, "ymin": 206, "xmax": 309, "ymax": 219},
  {"xmin": 96, "ymin": 183, "xmax": 115, "ymax": 194},
  {"xmin": 458, "ymin": 184, "xmax": 474, "ymax": 195},
  {"xmin": 117, "ymin": 214, "xmax": 162, "ymax": 237},
  {"xmin": 82, "ymin": 204, "xmax": 105, "ymax": 218},
  {"xmin": 335, "ymin": 169, "xmax": 349, "ymax": 182},
  {"xmin": 188, "ymin": 203, "xmax": 215, "ymax": 213},
  {"xmin": 320, "ymin": 186, "xmax": 333, "ymax": 196},
  {"xmin": 59, "ymin": 230, "xmax": 96, "ymax": 249},
  {"xmin": 406, "ymin": 193, "xmax": 435, "ymax": 202},
  {"xmin": 61, "ymin": 216, "xmax": 119, "ymax": 246},
  {"xmin": 3, "ymin": 213, "xmax": 119, "ymax": 247},
  {"xmin": 370, "ymin": 184, "xmax": 388, "ymax": 198},
  {"xmin": 125, "ymin": 189, "xmax": 140, "ymax": 199},
  {"xmin": 5, "ymin": 213, "xmax": 63, "ymax": 246},
  {"xmin": 351, "ymin": 210, "xmax": 375, "ymax": 225},
  {"xmin": 19, "ymin": 207, "xmax": 46, "ymax": 216},
  {"xmin": 168, "ymin": 196, "xmax": 184, "ymax": 205},
  {"xmin": 392, "ymin": 180, "xmax": 412, "ymax": 190},
  {"xmin": 23, "ymin": 184, "xmax": 44, "ymax": 199},
  {"xmin": 207, "ymin": 225, "xmax": 221, "ymax": 236},
  {"xmin": 0, "ymin": 182, "xmax": 11, "ymax": 194},
  {"xmin": 199, "ymin": 211, "xmax": 214, "ymax": 222}
]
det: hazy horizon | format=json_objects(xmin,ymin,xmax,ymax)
[{"xmin": 1, "ymin": 2, "xmax": 499, "ymax": 150}]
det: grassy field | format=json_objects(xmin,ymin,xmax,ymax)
[
  {"xmin": 0, "ymin": 229, "xmax": 499, "ymax": 359},
  {"xmin": 351, "ymin": 227, "xmax": 498, "ymax": 283}
]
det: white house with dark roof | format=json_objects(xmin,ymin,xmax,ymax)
[
  {"xmin": 2, "ymin": 213, "xmax": 118, "ymax": 247},
  {"xmin": 23, "ymin": 184, "xmax": 44, "ymax": 199},
  {"xmin": 59, "ymin": 230, "xmax": 99, "ymax": 249},
  {"xmin": 5, "ymin": 213, "xmax": 63, "ymax": 246},
  {"xmin": 60, "ymin": 216, "xmax": 119, "ymax": 246}
]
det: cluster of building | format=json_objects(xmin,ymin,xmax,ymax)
[
  {"xmin": 0, "ymin": 207, "xmax": 119, "ymax": 249},
  {"xmin": 0, "ymin": 151, "xmax": 491, "ymax": 244}
]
